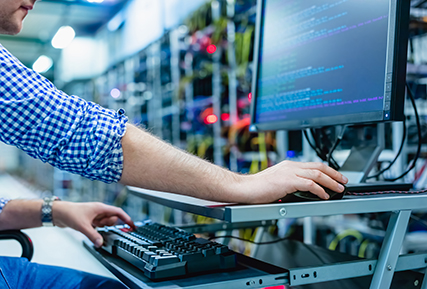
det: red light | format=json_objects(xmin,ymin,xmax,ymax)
[
  {"xmin": 248, "ymin": 92, "xmax": 252, "ymax": 101},
  {"xmin": 221, "ymin": 113, "xmax": 230, "ymax": 121},
  {"xmin": 204, "ymin": 114, "xmax": 218, "ymax": 124},
  {"xmin": 207, "ymin": 44, "xmax": 217, "ymax": 54}
]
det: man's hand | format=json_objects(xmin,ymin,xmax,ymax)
[
  {"xmin": 52, "ymin": 201, "xmax": 135, "ymax": 248},
  {"xmin": 240, "ymin": 160, "xmax": 348, "ymax": 204}
]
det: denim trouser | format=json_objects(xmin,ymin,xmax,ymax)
[{"xmin": 0, "ymin": 256, "xmax": 128, "ymax": 289}]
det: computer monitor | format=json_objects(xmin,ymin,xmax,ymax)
[{"xmin": 250, "ymin": 0, "xmax": 410, "ymax": 132}]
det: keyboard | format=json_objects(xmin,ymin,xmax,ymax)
[{"xmin": 98, "ymin": 222, "xmax": 237, "ymax": 280}]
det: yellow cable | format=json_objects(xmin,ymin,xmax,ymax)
[
  {"xmin": 358, "ymin": 239, "xmax": 371, "ymax": 258},
  {"xmin": 197, "ymin": 137, "xmax": 213, "ymax": 158},
  {"xmin": 328, "ymin": 229, "xmax": 363, "ymax": 251},
  {"xmin": 242, "ymin": 26, "xmax": 254, "ymax": 68},
  {"xmin": 258, "ymin": 132, "xmax": 268, "ymax": 170},
  {"xmin": 249, "ymin": 156, "xmax": 259, "ymax": 174},
  {"xmin": 249, "ymin": 137, "xmax": 260, "ymax": 174}
]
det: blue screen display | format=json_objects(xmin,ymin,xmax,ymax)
[{"xmin": 255, "ymin": 0, "xmax": 390, "ymax": 126}]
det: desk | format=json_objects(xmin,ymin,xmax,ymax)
[{"xmin": 125, "ymin": 187, "xmax": 427, "ymax": 288}]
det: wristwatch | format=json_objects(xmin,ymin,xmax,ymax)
[{"xmin": 41, "ymin": 196, "xmax": 61, "ymax": 226}]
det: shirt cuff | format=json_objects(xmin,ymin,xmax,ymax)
[{"xmin": 0, "ymin": 198, "xmax": 10, "ymax": 215}]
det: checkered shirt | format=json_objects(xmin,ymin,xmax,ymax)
[
  {"xmin": 0, "ymin": 43, "xmax": 128, "ymax": 184},
  {"xmin": 0, "ymin": 198, "xmax": 9, "ymax": 214}
]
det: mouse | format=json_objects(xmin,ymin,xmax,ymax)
[{"xmin": 276, "ymin": 185, "xmax": 347, "ymax": 203}]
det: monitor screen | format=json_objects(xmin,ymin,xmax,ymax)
[{"xmin": 250, "ymin": 0, "xmax": 410, "ymax": 132}]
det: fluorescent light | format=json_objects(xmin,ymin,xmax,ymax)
[
  {"xmin": 51, "ymin": 26, "xmax": 75, "ymax": 49},
  {"xmin": 32, "ymin": 55, "xmax": 53, "ymax": 73}
]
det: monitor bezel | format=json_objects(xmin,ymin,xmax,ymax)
[{"xmin": 249, "ymin": 0, "xmax": 410, "ymax": 132}]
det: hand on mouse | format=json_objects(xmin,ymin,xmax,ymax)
[{"xmin": 237, "ymin": 160, "xmax": 348, "ymax": 204}]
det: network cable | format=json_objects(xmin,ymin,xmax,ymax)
[
  {"xmin": 326, "ymin": 125, "xmax": 347, "ymax": 168},
  {"xmin": 303, "ymin": 129, "xmax": 340, "ymax": 170},
  {"xmin": 383, "ymin": 83, "xmax": 421, "ymax": 182},
  {"xmin": 366, "ymin": 117, "xmax": 406, "ymax": 180}
]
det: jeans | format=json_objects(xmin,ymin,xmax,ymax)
[{"xmin": 0, "ymin": 256, "xmax": 128, "ymax": 289}]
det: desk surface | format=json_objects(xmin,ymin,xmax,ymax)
[{"xmin": 128, "ymin": 187, "xmax": 427, "ymax": 222}]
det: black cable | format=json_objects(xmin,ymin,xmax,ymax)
[
  {"xmin": 366, "ymin": 116, "xmax": 407, "ymax": 179},
  {"xmin": 303, "ymin": 129, "xmax": 325, "ymax": 159},
  {"xmin": 384, "ymin": 83, "xmax": 421, "ymax": 181},
  {"xmin": 327, "ymin": 125, "xmax": 347, "ymax": 168},
  {"xmin": 312, "ymin": 128, "xmax": 328, "ymax": 159},
  {"xmin": 304, "ymin": 129, "xmax": 317, "ymax": 150},
  {"xmin": 303, "ymin": 129, "xmax": 340, "ymax": 170},
  {"xmin": 319, "ymin": 127, "xmax": 341, "ymax": 170},
  {"xmin": 208, "ymin": 235, "xmax": 289, "ymax": 245}
]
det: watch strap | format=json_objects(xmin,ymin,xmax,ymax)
[{"xmin": 41, "ymin": 196, "xmax": 60, "ymax": 227}]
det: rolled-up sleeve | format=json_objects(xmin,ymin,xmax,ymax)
[
  {"xmin": 0, "ymin": 44, "xmax": 128, "ymax": 183},
  {"xmin": 0, "ymin": 198, "xmax": 9, "ymax": 215}
]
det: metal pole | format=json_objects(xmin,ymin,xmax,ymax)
[{"xmin": 370, "ymin": 210, "xmax": 411, "ymax": 289}]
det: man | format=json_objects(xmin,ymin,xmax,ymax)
[{"xmin": 0, "ymin": 0, "xmax": 348, "ymax": 288}]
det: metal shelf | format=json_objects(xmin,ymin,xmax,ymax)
[
  {"xmin": 84, "ymin": 240, "xmax": 289, "ymax": 289},
  {"xmin": 127, "ymin": 186, "xmax": 427, "ymax": 288},
  {"xmin": 127, "ymin": 187, "xmax": 427, "ymax": 222}
]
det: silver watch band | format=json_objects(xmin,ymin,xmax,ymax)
[{"xmin": 41, "ymin": 196, "xmax": 60, "ymax": 227}]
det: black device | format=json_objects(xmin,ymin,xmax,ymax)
[
  {"xmin": 97, "ymin": 221, "xmax": 238, "ymax": 280},
  {"xmin": 277, "ymin": 184, "xmax": 347, "ymax": 203},
  {"xmin": 249, "ymin": 0, "xmax": 411, "ymax": 185}
]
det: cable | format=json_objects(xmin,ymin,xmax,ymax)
[
  {"xmin": 303, "ymin": 129, "xmax": 322, "ymax": 156},
  {"xmin": 366, "ymin": 117, "xmax": 407, "ymax": 179},
  {"xmin": 208, "ymin": 235, "xmax": 289, "ymax": 245},
  {"xmin": 358, "ymin": 239, "xmax": 371, "ymax": 258},
  {"xmin": 318, "ymin": 127, "xmax": 341, "ymax": 169},
  {"xmin": 303, "ymin": 129, "xmax": 340, "ymax": 169},
  {"xmin": 328, "ymin": 228, "xmax": 363, "ymax": 251},
  {"xmin": 327, "ymin": 125, "xmax": 347, "ymax": 168},
  {"xmin": 384, "ymin": 83, "xmax": 422, "ymax": 181}
]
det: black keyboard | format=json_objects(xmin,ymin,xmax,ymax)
[{"xmin": 98, "ymin": 222, "xmax": 237, "ymax": 280}]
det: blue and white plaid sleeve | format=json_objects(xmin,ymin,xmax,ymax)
[
  {"xmin": 0, "ymin": 43, "xmax": 128, "ymax": 183},
  {"xmin": 0, "ymin": 198, "xmax": 9, "ymax": 215}
]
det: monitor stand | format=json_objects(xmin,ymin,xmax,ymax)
[
  {"xmin": 340, "ymin": 144, "xmax": 383, "ymax": 184},
  {"xmin": 338, "ymin": 124, "xmax": 412, "ymax": 192}
]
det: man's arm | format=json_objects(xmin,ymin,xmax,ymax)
[
  {"xmin": 0, "ymin": 199, "xmax": 134, "ymax": 247},
  {"xmin": 120, "ymin": 124, "xmax": 348, "ymax": 204}
]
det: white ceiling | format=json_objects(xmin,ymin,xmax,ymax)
[
  {"xmin": 1, "ymin": 0, "xmax": 425, "ymax": 79},
  {"xmin": 0, "ymin": 0, "xmax": 127, "ymax": 72}
]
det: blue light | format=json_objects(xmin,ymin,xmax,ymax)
[{"xmin": 287, "ymin": 151, "xmax": 296, "ymax": 158}]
